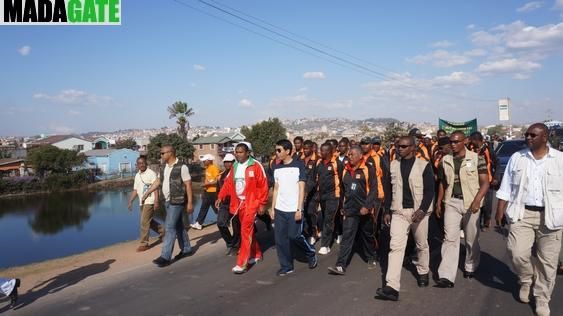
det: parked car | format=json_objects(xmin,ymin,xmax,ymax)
[{"xmin": 493, "ymin": 139, "xmax": 527, "ymax": 185}]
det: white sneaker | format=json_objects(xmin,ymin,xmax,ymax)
[
  {"xmin": 190, "ymin": 222, "xmax": 203, "ymax": 230},
  {"xmin": 535, "ymin": 301, "xmax": 550, "ymax": 316},
  {"xmin": 519, "ymin": 284, "xmax": 531, "ymax": 303},
  {"xmin": 308, "ymin": 236, "xmax": 316, "ymax": 245},
  {"xmin": 336, "ymin": 235, "xmax": 343, "ymax": 244},
  {"xmin": 318, "ymin": 247, "xmax": 331, "ymax": 255},
  {"xmin": 232, "ymin": 265, "xmax": 247, "ymax": 274},
  {"xmin": 460, "ymin": 230, "xmax": 465, "ymax": 239},
  {"xmin": 248, "ymin": 257, "xmax": 262, "ymax": 265}
]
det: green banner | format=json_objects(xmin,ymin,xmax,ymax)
[{"xmin": 438, "ymin": 118, "xmax": 478, "ymax": 136}]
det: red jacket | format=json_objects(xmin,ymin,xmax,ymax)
[{"xmin": 217, "ymin": 157, "xmax": 269, "ymax": 215}]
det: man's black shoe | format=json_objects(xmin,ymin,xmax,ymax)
[
  {"xmin": 8, "ymin": 279, "xmax": 20, "ymax": 309},
  {"xmin": 375, "ymin": 286, "xmax": 399, "ymax": 301},
  {"xmin": 417, "ymin": 273, "xmax": 429, "ymax": 287},
  {"xmin": 153, "ymin": 256, "xmax": 172, "ymax": 267},
  {"xmin": 463, "ymin": 271, "xmax": 474, "ymax": 279},
  {"xmin": 435, "ymin": 278, "xmax": 454, "ymax": 288},
  {"xmin": 174, "ymin": 250, "xmax": 194, "ymax": 261}
]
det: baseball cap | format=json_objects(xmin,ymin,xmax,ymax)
[
  {"xmin": 202, "ymin": 154, "xmax": 215, "ymax": 161},
  {"xmin": 223, "ymin": 153, "xmax": 236, "ymax": 162},
  {"xmin": 371, "ymin": 136, "xmax": 382, "ymax": 144},
  {"xmin": 360, "ymin": 136, "xmax": 372, "ymax": 144}
]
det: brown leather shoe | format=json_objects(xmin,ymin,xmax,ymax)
[{"xmin": 136, "ymin": 245, "xmax": 150, "ymax": 252}]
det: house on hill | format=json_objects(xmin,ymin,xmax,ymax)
[{"xmin": 192, "ymin": 132, "xmax": 245, "ymax": 162}]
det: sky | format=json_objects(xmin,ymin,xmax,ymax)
[{"xmin": 2, "ymin": 0, "xmax": 563, "ymax": 136}]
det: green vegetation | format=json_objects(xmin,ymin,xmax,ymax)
[
  {"xmin": 147, "ymin": 133, "xmax": 195, "ymax": 164},
  {"xmin": 240, "ymin": 118, "xmax": 287, "ymax": 157}
]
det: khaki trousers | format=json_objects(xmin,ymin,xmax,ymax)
[
  {"xmin": 508, "ymin": 210, "xmax": 562, "ymax": 304},
  {"xmin": 386, "ymin": 208, "xmax": 430, "ymax": 291},
  {"xmin": 438, "ymin": 198, "xmax": 480, "ymax": 282},
  {"xmin": 140, "ymin": 204, "xmax": 164, "ymax": 246}
]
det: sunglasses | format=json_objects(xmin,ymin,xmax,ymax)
[
  {"xmin": 450, "ymin": 140, "xmax": 463, "ymax": 144},
  {"xmin": 524, "ymin": 132, "xmax": 539, "ymax": 138},
  {"xmin": 160, "ymin": 151, "xmax": 171, "ymax": 155},
  {"xmin": 398, "ymin": 145, "xmax": 411, "ymax": 149}
]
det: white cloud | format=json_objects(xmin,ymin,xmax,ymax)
[
  {"xmin": 239, "ymin": 98, "xmax": 254, "ymax": 108},
  {"xmin": 466, "ymin": 24, "xmax": 476, "ymax": 30},
  {"xmin": 433, "ymin": 72, "xmax": 480, "ymax": 86},
  {"xmin": 513, "ymin": 73, "xmax": 531, "ymax": 80},
  {"xmin": 476, "ymin": 58, "xmax": 541, "ymax": 74},
  {"xmin": 517, "ymin": 1, "xmax": 544, "ymax": 13},
  {"xmin": 33, "ymin": 89, "xmax": 113, "ymax": 106},
  {"xmin": 298, "ymin": 87, "xmax": 308, "ymax": 92},
  {"xmin": 431, "ymin": 40, "xmax": 454, "ymax": 48},
  {"xmin": 465, "ymin": 48, "xmax": 488, "ymax": 57},
  {"xmin": 193, "ymin": 64, "xmax": 206, "ymax": 71},
  {"xmin": 471, "ymin": 30, "xmax": 502, "ymax": 46},
  {"xmin": 555, "ymin": 0, "xmax": 563, "ymax": 9},
  {"xmin": 303, "ymin": 71, "xmax": 326, "ymax": 79},
  {"xmin": 407, "ymin": 50, "xmax": 471, "ymax": 67},
  {"xmin": 17, "ymin": 45, "xmax": 31, "ymax": 56}
]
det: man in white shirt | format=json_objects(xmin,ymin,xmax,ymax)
[
  {"xmin": 496, "ymin": 123, "xmax": 563, "ymax": 316},
  {"xmin": 128, "ymin": 156, "xmax": 164, "ymax": 252}
]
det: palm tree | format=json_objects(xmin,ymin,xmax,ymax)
[{"xmin": 167, "ymin": 101, "xmax": 194, "ymax": 140}]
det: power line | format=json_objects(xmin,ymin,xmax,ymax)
[{"xmin": 174, "ymin": 0, "xmax": 497, "ymax": 103}]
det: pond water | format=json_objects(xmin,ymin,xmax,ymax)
[{"xmin": 0, "ymin": 188, "xmax": 216, "ymax": 269}]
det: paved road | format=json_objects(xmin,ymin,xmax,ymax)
[{"xmin": 3, "ymin": 221, "xmax": 562, "ymax": 316}]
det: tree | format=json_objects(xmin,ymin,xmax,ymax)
[
  {"xmin": 26, "ymin": 145, "xmax": 86, "ymax": 177},
  {"xmin": 0, "ymin": 150, "xmax": 11, "ymax": 159},
  {"xmin": 241, "ymin": 118, "xmax": 287, "ymax": 157},
  {"xmin": 487, "ymin": 124, "xmax": 506, "ymax": 137},
  {"xmin": 167, "ymin": 101, "xmax": 195, "ymax": 140},
  {"xmin": 115, "ymin": 138, "xmax": 137, "ymax": 150},
  {"xmin": 147, "ymin": 133, "xmax": 194, "ymax": 164},
  {"xmin": 383, "ymin": 122, "xmax": 408, "ymax": 144}
]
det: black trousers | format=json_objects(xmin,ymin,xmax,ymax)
[
  {"xmin": 217, "ymin": 204, "xmax": 233, "ymax": 247},
  {"xmin": 196, "ymin": 191, "xmax": 218, "ymax": 225},
  {"xmin": 335, "ymin": 213, "xmax": 377, "ymax": 267},
  {"xmin": 303, "ymin": 194, "xmax": 319, "ymax": 238},
  {"xmin": 320, "ymin": 198, "xmax": 340, "ymax": 247}
]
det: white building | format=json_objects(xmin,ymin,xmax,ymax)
[{"xmin": 25, "ymin": 135, "xmax": 93, "ymax": 153}]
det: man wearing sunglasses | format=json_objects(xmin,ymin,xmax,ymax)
[
  {"xmin": 143, "ymin": 145, "xmax": 194, "ymax": 267},
  {"xmin": 495, "ymin": 123, "xmax": 563, "ymax": 316},
  {"xmin": 271, "ymin": 139, "xmax": 318, "ymax": 276},
  {"xmin": 376, "ymin": 136, "xmax": 435, "ymax": 301},
  {"xmin": 435, "ymin": 131, "xmax": 489, "ymax": 288}
]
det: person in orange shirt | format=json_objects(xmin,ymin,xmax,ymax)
[
  {"xmin": 409, "ymin": 128, "xmax": 430, "ymax": 161},
  {"xmin": 191, "ymin": 154, "xmax": 220, "ymax": 230}
]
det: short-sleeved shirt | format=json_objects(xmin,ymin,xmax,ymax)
[
  {"xmin": 162, "ymin": 158, "xmax": 191, "ymax": 202},
  {"xmin": 273, "ymin": 159, "xmax": 307, "ymax": 212},
  {"xmin": 134, "ymin": 168, "xmax": 158, "ymax": 205},
  {"xmin": 204, "ymin": 164, "xmax": 220, "ymax": 193}
]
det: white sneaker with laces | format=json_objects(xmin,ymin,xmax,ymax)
[
  {"xmin": 232, "ymin": 265, "xmax": 247, "ymax": 274},
  {"xmin": 190, "ymin": 222, "xmax": 203, "ymax": 230},
  {"xmin": 318, "ymin": 247, "xmax": 331, "ymax": 255}
]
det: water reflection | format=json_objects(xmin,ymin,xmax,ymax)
[{"xmin": 0, "ymin": 188, "xmax": 213, "ymax": 268}]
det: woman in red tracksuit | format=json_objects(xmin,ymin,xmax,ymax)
[{"xmin": 216, "ymin": 143, "xmax": 269, "ymax": 274}]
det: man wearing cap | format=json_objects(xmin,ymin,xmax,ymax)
[
  {"xmin": 372, "ymin": 136, "xmax": 386, "ymax": 158},
  {"xmin": 217, "ymin": 153, "xmax": 240, "ymax": 256},
  {"xmin": 191, "ymin": 154, "xmax": 220, "ymax": 230},
  {"xmin": 495, "ymin": 123, "xmax": 563, "ymax": 316},
  {"xmin": 409, "ymin": 128, "xmax": 430, "ymax": 161}
]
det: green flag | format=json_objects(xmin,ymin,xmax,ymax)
[{"xmin": 438, "ymin": 118, "xmax": 478, "ymax": 136}]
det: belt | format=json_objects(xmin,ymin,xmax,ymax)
[
  {"xmin": 452, "ymin": 194, "xmax": 464, "ymax": 199},
  {"xmin": 525, "ymin": 205, "xmax": 545, "ymax": 212}
]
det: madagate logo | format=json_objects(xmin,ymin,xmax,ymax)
[{"xmin": 1, "ymin": 0, "xmax": 121, "ymax": 25}]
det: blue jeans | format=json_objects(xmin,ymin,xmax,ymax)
[
  {"xmin": 161, "ymin": 202, "xmax": 192, "ymax": 260},
  {"xmin": 274, "ymin": 209, "xmax": 316, "ymax": 271}
]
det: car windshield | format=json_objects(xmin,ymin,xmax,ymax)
[{"xmin": 496, "ymin": 140, "xmax": 527, "ymax": 156}]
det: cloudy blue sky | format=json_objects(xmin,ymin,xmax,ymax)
[{"xmin": 2, "ymin": 0, "xmax": 563, "ymax": 136}]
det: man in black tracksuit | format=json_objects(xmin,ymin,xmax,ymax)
[
  {"xmin": 301, "ymin": 140, "xmax": 320, "ymax": 244},
  {"xmin": 316, "ymin": 142, "xmax": 344, "ymax": 255},
  {"xmin": 328, "ymin": 145, "xmax": 378, "ymax": 275}
]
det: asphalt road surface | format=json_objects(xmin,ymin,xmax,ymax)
[{"xmin": 3, "ymin": 220, "xmax": 562, "ymax": 316}]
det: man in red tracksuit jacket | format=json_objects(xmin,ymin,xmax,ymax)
[{"xmin": 216, "ymin": 143, "xmax": 269, "ymax": 274}]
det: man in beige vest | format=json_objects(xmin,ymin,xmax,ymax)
[
  {"xmin": 496, "ymin": 123, "xmax": 563, "ymax": 316},
  {"xmin": 435, "ymin": 131, "xmax": 489, "ymax": 287},
  {"xmin": 375, "ymin": 136, "xmax": 435, "ymax": 301}
]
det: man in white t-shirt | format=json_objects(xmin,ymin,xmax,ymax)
[{"xmin": 128, "ymin": 156, "xmax": 164, "ymax": 252}]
